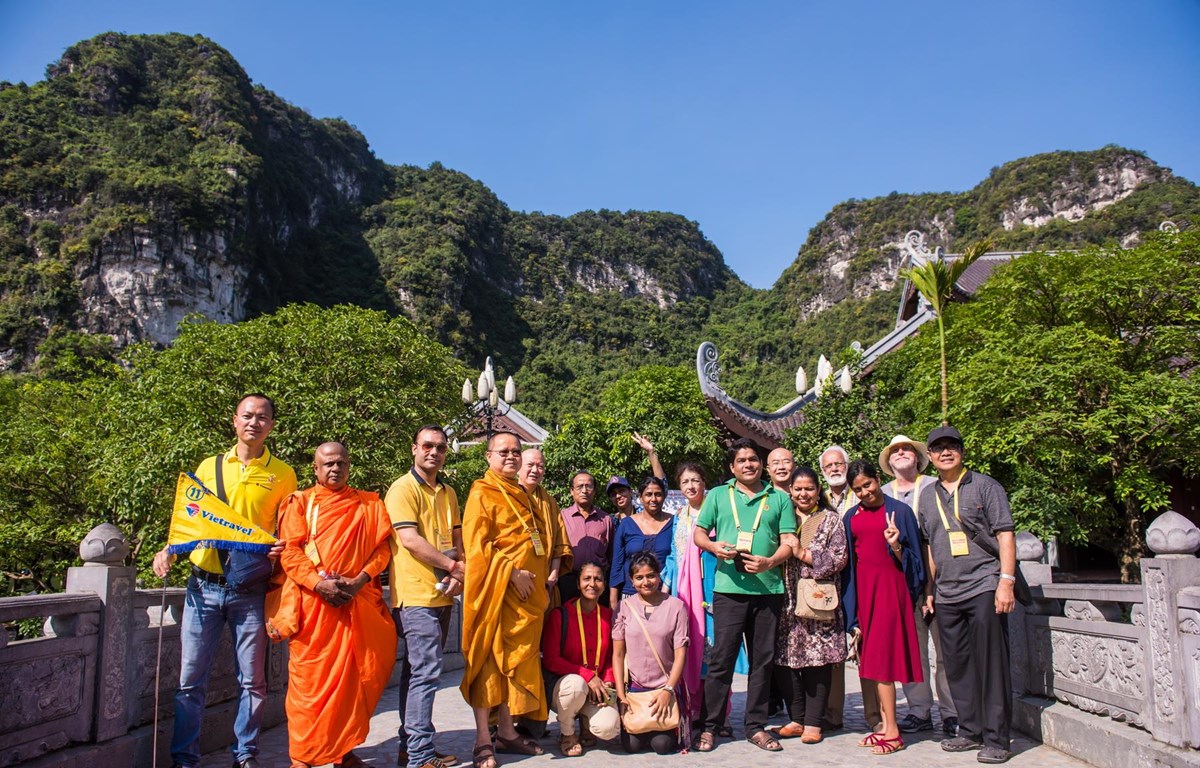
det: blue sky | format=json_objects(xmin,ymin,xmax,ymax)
[{"xmin": 2, "ymin": 2, "xmax": 1198, "ymax": 288}]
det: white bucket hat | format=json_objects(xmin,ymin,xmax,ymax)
[{"xmin": 879, "ymin": 434, "xmax": 930, "ymax": 476}]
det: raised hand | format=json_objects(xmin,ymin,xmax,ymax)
[
  {"xmin": 631, "ymin": 432, "xmax": 656, "ymax": 454},
  {"xmin": 884, "ymin": 511, "xmax": 901, "ymax": 550}
]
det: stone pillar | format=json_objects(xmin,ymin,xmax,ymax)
[
  {"xmin": 1012, "ymin": 531, "xmax": 1053, "ymax": 694},
  {"xmin": 65, "ymin": 523, "xmax": 136, "ymax": 743},
  {"xmin": 1140, "ymin": 510, "xmax": 1200, "ymax": 749}
]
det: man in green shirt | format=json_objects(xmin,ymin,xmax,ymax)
[{"xmin": 692, "ymin": 438, "xmax": 796, "ymax": 752}]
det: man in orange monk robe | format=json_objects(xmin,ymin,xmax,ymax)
[
  {"xmin": 278, "ymin": 442, "xmax": 397, "ymax": 768},
  {"xmin": 461, "ymin": 431, "xmax": 553, "ymax": 768}
]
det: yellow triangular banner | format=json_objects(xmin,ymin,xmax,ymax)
[{"xmin": 165, "ymin": 472, "xmax": 275, "ymax": 556}]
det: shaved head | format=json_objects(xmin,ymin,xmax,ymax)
[{"xmin": 314, "ymin": 442, "xmax": 350, "ymax": 490}]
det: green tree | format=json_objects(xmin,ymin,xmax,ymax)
[
  {"xmin": 880, "ymin": 230, "xmax": 1200, "ymax": 580},
  {"xmin": 899, "ymin": 239, "xmax": 988, "ymax": 425},
  {"xmin": 542, "ymin": 365, "xmax": 723, "ymax": 501},
  {"xmin": 0, "ymin": 304, "xmax": 469, "ymax": 587}
]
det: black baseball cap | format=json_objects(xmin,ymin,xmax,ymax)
[{"xmin": 926, "ymin": 425, "xmax": 964, "ymax": 447}]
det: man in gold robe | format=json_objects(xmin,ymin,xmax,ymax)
[
  {"xmin": 277, "ymin": 442, "xmax": 397, "ymax": 768},
  {"xmin": 461, "ymin": 432, "xmax": 553, "ymax": 768}
]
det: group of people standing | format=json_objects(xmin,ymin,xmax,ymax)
[{"xmin": 153, "ymin": 393, "xmax": 1018, "ymax": 768}]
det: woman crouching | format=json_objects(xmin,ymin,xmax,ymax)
[{"xmin": 613, "ymin": 552, "xmax": 689, "ymax": 754}]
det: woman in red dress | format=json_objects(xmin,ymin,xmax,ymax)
[{"xmin": 841, "ymin": 460, "xmax": 925, "ymax": 755}]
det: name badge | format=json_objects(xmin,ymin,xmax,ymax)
[
  {"xmin": 948, "ymin": 531, "xmax": 970, "ymax": 557},
  {"xmin": 303, "ymin": 539, "xmax": 322, "ymax": 567},
  {"xmin": 735, "ymin": 531, "xmax": 755, "ymax": 552},
  {"xmin": 530, "ymin": 530, "xmax": 546, "ymax": 557},
  {"xmin": 437, "ymin": 532, "xmax": 453, "ymax": 551}
]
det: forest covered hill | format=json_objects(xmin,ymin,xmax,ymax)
[{"xmin": 2, "ymin": 32, "xmax": 1198, "ymax": 422}]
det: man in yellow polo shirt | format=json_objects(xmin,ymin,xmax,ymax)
[
  {"xmin": 153, "ymin": 393, "xmax": 297, "ymax": 768},
  {"xmin": 387, "ymin": 424, "xmax": 466, "ymax": 768}
]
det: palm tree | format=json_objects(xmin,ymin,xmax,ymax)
[{"xmin": 900, "ymin": 239, "xmax": 990, "ymax": 425}]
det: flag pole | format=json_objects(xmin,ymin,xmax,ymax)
[{"xmin": 152, "ymin": 577, "xmax": 168, "ymax": 768}]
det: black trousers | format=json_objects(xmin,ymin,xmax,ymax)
[
  {"xmin": 775, "ymin": 663, "xmax": 833, "ymax": 728},
  {"xmin": 700, "ymin": 592, "xmax": 783, "ymax": 735},
  {"xmin": 937, "ymin": 590, "xmax": 1011, "ymax": 750},
  {"xmin": 621, "ymin": 728, "xmax": 678, "ymax": 754}
]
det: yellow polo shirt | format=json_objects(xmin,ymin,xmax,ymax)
[
  {"xmin": 386, "ymin": 469, "xmax": 461, "ymax": 608},
  {"xmin": 190, "ymin": 447, "xmax": 298, "ymax": 574}
]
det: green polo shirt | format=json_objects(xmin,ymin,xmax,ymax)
[{"xmin": 696, "ymin": 479, "xmax": 796, "ymax": 595}]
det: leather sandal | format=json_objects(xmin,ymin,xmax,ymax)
[
  {"xmin": 559, "ymin": 733, "xmax": 583, "ymax": 757},
  {"xmin": 494, "ymin": 733, "xmax": 543, "ymax": 756},
  {"xmin": 747, "ymin": 730, "xmax": 783, "ymax": 751},
  {"xmin": 693, "ymin": 731, "xmax": 716, "ymax": 752},
  {"xmin": 472, "ymin": 744, "xmax": 497, "ymax": 768}
]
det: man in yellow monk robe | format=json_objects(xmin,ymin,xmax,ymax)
[
  {"xmin": 461, "ymin": 431, "xmax": 552, "ymax": 768},
  {"xmin": 278, "ymin": 442, "xmax": 397, "ymax": 768}
]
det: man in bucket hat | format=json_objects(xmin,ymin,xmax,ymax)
[{"xmin": 880, "ymin": 435, "xmax": 958, "ymax": 738}]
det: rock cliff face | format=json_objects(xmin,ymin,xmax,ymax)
[
  {"xmin": 773, "ymin": 147, "xmax": 1194, "ymax": 325},
  {"xmin": 2, "ymin": 33, "xmax": 1198, "ymax": 419}
]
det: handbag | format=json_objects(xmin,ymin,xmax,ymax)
[
  {"xmin": 620, "ymin": 602, "xmax": 680, "ymax": 735},
  {"xmin": 794, "ymin": 510, "xmax": 839, "ymax": 621}
]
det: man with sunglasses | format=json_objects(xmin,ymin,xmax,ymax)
[
  {"xmin": 387, "ymin": 425, "xmax": 465, "ymax": 768},
  {"xmin": 917, "ymin": 425, "xmax": 1016, "ymax": 765}
]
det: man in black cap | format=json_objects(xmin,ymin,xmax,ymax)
[{"xmin": 917, "ymin": 425, "xmax": 1016, "ymax": 765}]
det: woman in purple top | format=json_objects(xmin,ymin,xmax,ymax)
[
  {"xmin": 613, "ymin": 552, "xmax": 689, "ymax": 755},
  {"xmin": 608, "ymin": 478, "xmax": 675, "ymax": 606}
]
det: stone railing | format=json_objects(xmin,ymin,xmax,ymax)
[
  {"xmin": 0, "ymin": 523, "xmax": 463, "ymax": 768},
  {"xmin": 1010, "ymin": 510, "xmax": 1200, "ymax": 759}
]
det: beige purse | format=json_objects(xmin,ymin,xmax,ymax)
[
  {"xmin": 620, "ymin": 602, "xmax": 681, "ymax": 735},
  {"xmin": 795, "ymin": 510, "xmax": 840, "ymax": 621}
]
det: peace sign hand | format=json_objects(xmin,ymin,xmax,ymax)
[{"xmin": 884, "ymin": 511, "xmax": 901, "ymax": 550}]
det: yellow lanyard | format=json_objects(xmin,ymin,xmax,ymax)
[
  {"xmin": 306, "ymin": 491, "xmax": 320, "ymax": 538},
  {"xmin": 934, "ymin": 470, "xmax": 968, "ymax": 531},
  {"xmin": 496, "ymin": 478, "xmax": 541, "ymax": 536},
  {"xmin": 575, "ymin": 600, "xmax": 602, "ymax": 670},
  {"xmin": 727, "ymin": 486, "xmax": 767, "ymax": 533}
]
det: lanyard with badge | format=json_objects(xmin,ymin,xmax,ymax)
[
  {"xmin": 303, "ymin": 492, "xmax": 322, "ymax": 567},
  {"xmin": 934, "ymin": 470, "xmax": 971, "ymax": 557},
  {"xmin": 497, "ymin": 480, "xmax": 547, "ymax": 556},
  {"xmin": 727, "ymin": 486, "xmax": 767, "ymax": 552},
  {"xmin": 576, "ymin": 600, "xmax": 602, "ymax": 670}
]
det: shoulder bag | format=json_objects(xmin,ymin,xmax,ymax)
[
  {"xmin": 620, "ymin": 602, "xmax": 681, "ymax": 734},
  {"xmin": 795, "ymin": 509, "xmax": 840, "ymax": 621}
]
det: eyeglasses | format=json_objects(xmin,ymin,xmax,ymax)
[
  {"xmin": 417, "ymin": 442, "xmax": 448, "ymax": 452},
  {"xmin": 573, "ymin": 483, "xmax": 596, "ymax": 490},
  {"xmin": 928, "ymin": 443, "xmax": 962, "ymax": 454},
  {"xmin": 767, "ymin": 460, "xmax": 793, "ymax": 467},
  {"xmin": 488, "ymin": 449, "xmax": 521, "ymax": 457}
]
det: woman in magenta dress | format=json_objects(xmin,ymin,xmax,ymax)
[{"xmin": 841, "ymin": 459, "xmax": 925, "ymax": 756}]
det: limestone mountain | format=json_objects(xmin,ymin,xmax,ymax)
[{"xmin": 1, "ymin": 32, "xmax": 1197, "ymax": 422}]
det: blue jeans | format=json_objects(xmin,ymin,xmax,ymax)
[
  {"xmin": 171, "ymin": 575, "xmax": 268, "ymax": 766},
  {"xmin": 394, "ymin": 605, "xmax": 451, "ymax": 768}
]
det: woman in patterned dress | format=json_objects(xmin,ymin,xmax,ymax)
[{"xmin": 770, "ymin": 466, "xmax": 849, "ymax": 745}]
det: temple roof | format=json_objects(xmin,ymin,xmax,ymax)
[
  {"xmin": 452, "ymin": 399, "xmax": 549, "ymax": 447},
  {"xmin": 701, "ymin": 232, "xmax": 1025, "ymax": 449}
]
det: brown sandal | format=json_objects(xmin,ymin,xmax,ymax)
[
  {"xmin": 336, "ymin": 752, "xmax": 367, "ymax": 768},
  {"xmin": 494, "ymin": 733, "xmax": 544, "ymax": 755},
  {"xmin": 473, "ymin": 743, "xmax": 498, "ymax": 768},
  {"xmin": 748, "ymin": 730, "xmax": 783, "ymax": 751},
  {"xmin": 694, "ymin": 730, "xmax": 716, "ymax": 752},
  {"xmin": 559, "ymin": 733, "xmax": 583, "ymax": 757},
  {"xmin": 769, "ymin": 722, "xmax": 805, "ymax": 739}
]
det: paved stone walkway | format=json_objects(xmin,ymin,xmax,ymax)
[{"xmin": 199, "ymin": 668, "xmax": 1090, "ymax": 768}]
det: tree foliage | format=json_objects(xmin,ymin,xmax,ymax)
[
  {"xmin": 877, "ymin": 229, "xmax": 1200, "ymax": 580},
  {"xmin": 0, "ymin": 304, "xmax": 468, "ymax": 590},
  {"xmin": 541, "ymin": 365, "xmax": 723, "ymax": 502}
]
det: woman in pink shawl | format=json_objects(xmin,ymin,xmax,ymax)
[{"xmin": 665, "ymin": 461, "xmax": 709, "ymax": 745}]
